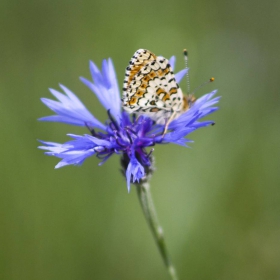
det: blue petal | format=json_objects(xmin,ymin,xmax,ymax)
[
  {"xmin": 170, "ymin": 90, "xmax": 220, "ymax": 129},
  {"xmin": 158, "ymin": 127, "xmax": 195, "ymax": 144},
  {"xmin": 175, "ymin": 69, "xmax": 188, "ymax": 83},
  {"xmin": 38, "ymin": 140, "xmax": 69, "ymax": 154},
  {"xmin": 38, "ymin": 115, "xmax": 89, "ymax": 126},
  {"xmin": 169, "ymin": 56, "xmax": 176, "ymax": 70},
  {"xmin": 39, "ymin": 85, "xmax": 106, "ymax": 130},
  {"xmin": 80, "ymin": 59, "xmax": 121, "ymax": 122},
  {"xmin": 168, "ymin": 55, "xmax": 188, "ymax": 83},
  {"xmin": 55, "ymin": 149, "xmax": 96, "ymax": 168},
  {"xmin": 38, "ymin": 134, "xmax": 114, "ymax": 168},
  {"xmin": 125, "ymin": 151, "xmax": 145, "ymax": 192}
]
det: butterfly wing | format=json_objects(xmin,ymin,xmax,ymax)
[{"xmin": 122, "ymin": 49, "xmax": 184, "ymax": 123}]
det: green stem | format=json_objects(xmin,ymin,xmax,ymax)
[{"xmin": 136, "ymin": 181, "xmax": 178, "ymax": 280}]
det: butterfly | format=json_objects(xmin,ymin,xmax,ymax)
[{"xmin": 122, "ymin": 49, "xmax": 195, "ymax": 127}]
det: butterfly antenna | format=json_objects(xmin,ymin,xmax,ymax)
[
  {"xmin": 191, "ymin": 77, "xmax": 215, "ymax": 95},
  {"xmin": 183, "ymin": 49, "xmax": 190, "ymax": 95}
]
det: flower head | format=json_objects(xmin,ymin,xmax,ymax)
[{"xmin": 39, "ymin": 53, "xmax": 220, "ymax": 191}]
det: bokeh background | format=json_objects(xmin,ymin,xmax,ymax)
[{"xmin": 1, "ymin": 0, "xmax": 280, "ymax": 279}]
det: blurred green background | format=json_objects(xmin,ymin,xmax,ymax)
[{"xmin": 1, "ymin": 0, "xmax": 279, "ymax": 279}]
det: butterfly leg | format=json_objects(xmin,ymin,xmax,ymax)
[{"xmin": 163, "ymin": 111, "xmax": 177, "ymax": 136}]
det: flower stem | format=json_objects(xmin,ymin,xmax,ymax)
[{"xmin": 136, "ymin": 181, "xmax": 178, "ymax": 280}]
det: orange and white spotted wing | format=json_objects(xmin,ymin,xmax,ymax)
[{"xmin": 122, "ymin": 49, "xmax": 184, "ymax": 124}]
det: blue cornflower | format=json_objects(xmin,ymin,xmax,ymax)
[{"xmin": 39, "ymin": 55, "xmax": 220, "ymax": 191}]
